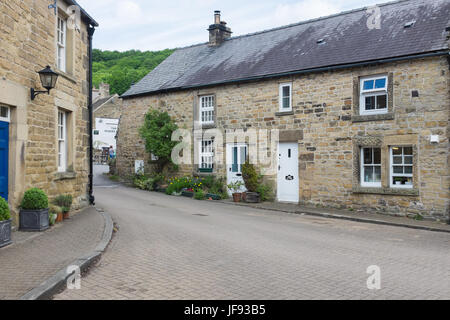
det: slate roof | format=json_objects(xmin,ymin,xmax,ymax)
[
  {"xmin": 122, "ymin": 0, "xmax": 450, "ymax": 98},
  {"xmin": 93, "ymin": 97, "xmax": 112, "ymax": 111}
]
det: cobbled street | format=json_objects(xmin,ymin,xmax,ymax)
[{"xmin": 54, "ymin": 166, "xmax": 450, "ymax": 300}]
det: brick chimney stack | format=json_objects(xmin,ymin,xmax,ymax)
[{"xmin": 208, "ymin": 11, "xmax": 232, "ymax": 47}]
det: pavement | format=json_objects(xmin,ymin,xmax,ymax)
[
  {"xmin": 53, "ymin": 165, "xmax": 450, "ymax": 300},
  {"xmin": 0, "ymin": 206, "xmax": 106, "ymax": 300}
]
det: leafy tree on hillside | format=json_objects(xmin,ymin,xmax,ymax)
[{"xmin": 92, "ymin": 48, "xmax": 174, "ymax": 95}]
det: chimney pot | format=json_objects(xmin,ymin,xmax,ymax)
[{"xmin": 214, "ymin": 11, "xmax": 221, "ymax": 24}]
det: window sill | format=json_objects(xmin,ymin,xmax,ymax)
[
  {"xmin": 55, "ymin": 69, "xmax": 77, "ymax": 84},
  {"xmin": 55, "ymin": 171, "xmax": 77, "ymax": 181},
  {"xmin": 352, "ymin": 186, "xmax": 419, "ymax": 196},
  {"xmin": 352, "ymin": 112, "xmax": 394, "ymax": 123},
  {"xmin": 199, "ymin": 123, "xmax": 216, "ymax": 129},
  {"xmin": 275, "ymin": 111, "xmax": 294, "ymax": 117}
]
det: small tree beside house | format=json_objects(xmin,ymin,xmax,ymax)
[{"xmin": 139, "ymin": 109, "xmax": 179, "ymax": 174}]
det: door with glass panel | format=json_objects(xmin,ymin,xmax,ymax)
[{"xmin": 226, "ymin": 143, "xmax": 247, "ymax": 194}]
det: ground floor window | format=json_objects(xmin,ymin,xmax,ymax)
[
  {"xmin": 0, "ymin": 105, "xmax": 10, "ymax": 122},
  {"xmin": 199, "ymin": 139, "xmax": 214, "ymax": 172},
  {"xmin": 361, "ymin": 147, "xmax": 381, "ymax": 187},
  {"xmin": 390, "ymin": 146, "xmax": 413, "ymax": 188}
]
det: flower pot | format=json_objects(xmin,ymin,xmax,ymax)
[
  {"xmin": 245, "ymin": 192, "xmax": 260, "ymax": 203},
  {"xmin": 63, "ymin": 212, "xmax": 70, "ymax": 220},
  {"xmin": 241, "ymin": 192, "xmax": 247, "ymax": 202},
  {"xmin": 19, "ymin": 208, "xmax": 49, "ymax": 232},
  {"xmin": 0, "ymin": 219, "xmax": 12, "ymax": 248},
  {"xmin": 56, "ymin": 212, "xmax": 63, "ymax": 223},
  {"xmin": 232, "ymin": 193, "xmax": 242, "ymax": 203}
]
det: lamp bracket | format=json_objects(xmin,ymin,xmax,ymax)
[{"xmin": 31, "ymin": 88, "xmax": 50, "ymax": 101}]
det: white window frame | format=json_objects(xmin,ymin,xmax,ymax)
[
  {"xmin": 58, "ymin": 110, "xmax": 67, "ymax": 172},
  {"xmin": 199, "ymin": 95, "xmax": 215, "ymax": 125},
  {"xmin": 199, "ymin": 139, "xmax": 214, "ymax": 170},
  {"xmin": 390, "ymin": 146, "xmax": 413, "ymax": 189},
  {"xmin": 0, "ymin": 105, "xmax": 10, "ymax": 122},
  {"xmin": 57, "ymin": 15, "xmax": 67, "ymax": 72},
  {"xmin": 360, "ymin": 75, "xmax": 388, "ymax": 115},
  {"xmin": 360, "ymin": 147, "xmax": 382, "ymax": 188},
  {"xmin": 279, "ymin": 83, "xmax": 292, "ymax": 112}
]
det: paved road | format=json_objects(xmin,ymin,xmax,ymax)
[{"xmin": 54, "ymin": 166, "xmax": 450, "ymax": 300}]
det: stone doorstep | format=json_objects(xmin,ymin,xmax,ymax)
[{"xmin": 219, "ymin": 199, "xmax": 450, "ymax": 233}]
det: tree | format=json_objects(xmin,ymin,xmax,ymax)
[{"xmin": 139, "ymin": 110, "xmax": 179, "ymax": 172}]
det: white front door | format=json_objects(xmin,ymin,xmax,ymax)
[
  {"xmin": 277, "ymin": 142, "xmax": 299, "ymax": 203},
  {"xmin": 226, "ymin": 143, "xmax": 247, "ymax": 194}
]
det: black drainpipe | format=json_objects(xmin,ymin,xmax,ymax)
[{"xmin": 87, "ymin": 25, "xmax": 95, "ymax": 205}]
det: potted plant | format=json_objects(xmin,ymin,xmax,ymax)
[
  {"xmin": 242, "ymin": 161, "xmax": 260, "ymax": 203},
  {"xmin": 227, "ymin": 181, "xmax": 243, "ymax": 203},
  {"xmin": 54, "ymin": 195, "xmax": 73, "ymax": 220},
  {"xmin": 50, "ymin": 205, "xmax": 63, "ymax": 223},
  {"xmin": 0, "ymin": 196, "xmax": 12, "ymax": 248},
  {"xmin": 19, "ymin": 188, "xmax": 49, "ymax": 232},
  {"xmin": 48, "ymin": 206, "xmax": 58, "ymax": 226}
]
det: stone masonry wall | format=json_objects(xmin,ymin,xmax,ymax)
[
  {"xmin": 0, "ymin": 0, "xmax": 91, "ymax": 223},
  {"xmin": 117, "ymin": 56, "xmax": 449, "ymax": 219}
]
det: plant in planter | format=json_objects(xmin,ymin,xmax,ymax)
[
  {"xmin": 0, "ymin": 196, "xmax": 12, "ymax": 248},
  {"xmin": 20, "ymin": 188, "xmax": 49, "ymax": 232},
  {"xmin": 54, "ymin": 195, "xmax": 73, "ymax": 219},
  {"xmin": 50, "ymin": 205, "xmax": 63, "ymax": 223},
  {"xmin": 227, "ymin": 181, "xmax": 243, "ymax": 202},
  {"xmin": 242, "ymin": 161, "xmax": 260, "ymax": 203}
]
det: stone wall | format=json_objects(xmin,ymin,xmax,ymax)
[
  {"xmin": 118, "ymin": 56, "xmax": 449, "ymax": 219},
  {"xmin": 0, "ymin": 0, "xmax": 92, "ymax": 223}
]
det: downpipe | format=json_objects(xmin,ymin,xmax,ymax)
[{"xmin": 88, "ymin": 25, "xmax": 95, "ymax": 205}]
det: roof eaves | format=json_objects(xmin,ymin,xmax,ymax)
[{"xmin": 65, "ymin": 0, "xmax": 99, "ymax": 27}]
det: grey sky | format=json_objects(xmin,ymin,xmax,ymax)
[{"xmin": 77, "ymin": 0, "xmax": 388, "ymax": 51}]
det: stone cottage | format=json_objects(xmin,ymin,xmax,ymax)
[
  {"xmin": 0, "ymin": 0, "xmax": 98, "ymax": 224},
  {"xmin": 118, "ymin": 0, "xmax": 450, "ymax": 220}
]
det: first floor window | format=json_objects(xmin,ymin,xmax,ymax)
[
  {"xmin": 199, "ymin": 139, "xmax": 214, "ymax": 171},
  {"xmin": 390, "ymin": 146, "xmax": 413, "ymax": 188},
  {"xmin": 361, "ymin": 147, "xmax": 381, "ymax": 187},
  {"xmin": 200, "ymin": 95, "xmax": 214, "ymax": 125},
  {"xmin": 360, "ymin": 75, "xmax": 388, "ymax": 115},
  {"xmin": 58, "ymin": 110, "xmax": 67, "ymax": 172},
  {"xmin": 279, "ymin": 83, "xmax": 292, "ymax": 111},
  {"xmin": 57, "ymin": 15, "xmax": 67, "ymax": 72}
]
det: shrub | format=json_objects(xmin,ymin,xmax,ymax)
[
  {"xmin": 242, "ymin": 161, "xmax": 258, "ymax": 192},
  {"xmin": 194, "ymin": 189, "xmax": 206, "ymax": 200},
  {"xmin": 139, "ymin": 109, "xmax": 179, "ymax": 172},
  {"xmin": 21, "ymin": 188, "xmax": 48, "ymax": 210},
  {"xmin": 256, "ymin": 183, "xmax": 275, "ymax": 202},
  {"xmin": 54, "ymin": 195, "xmax": 73, "ymax": 213},
  {"xmin": 133, "ymin": 174, "xmax": 150, "ymax": 190},
  {"xmin": 0, "ymin": 196, "xmax": 11, "ymax": 221}
]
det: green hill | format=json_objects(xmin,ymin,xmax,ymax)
[{"xmin": 92, "ymin": 48, "xmax": 174, "ymax": 96}]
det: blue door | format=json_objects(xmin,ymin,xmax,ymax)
[{"xmin": 0, "ymin": 121, "xmax": 8, "ymax": 201}]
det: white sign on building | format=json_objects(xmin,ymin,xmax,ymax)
[{"xmin": 93, "ymin": 118, "xmax": 119, "ymax": 150}]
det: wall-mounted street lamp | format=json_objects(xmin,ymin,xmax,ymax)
[{"xmin": 30, "ymin": 66, "xmax": 59, "ymax": 100}]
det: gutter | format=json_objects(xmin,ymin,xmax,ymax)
[
  {"xmin": 87, "ymin": 26, "xmax": 96, "ymax": 205},
  {"xmin": 121, "ymin": 50, "xmax": 450, "ymax": 99}
]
